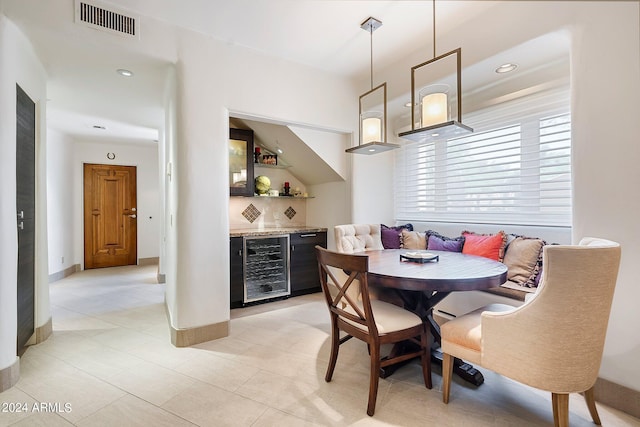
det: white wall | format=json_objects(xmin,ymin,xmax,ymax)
[
  {"xmin": 569, "ymin": 2, "xmax": 640, "ymax": 392},
  {"xmin": 307, "ymin": 181, "xmax": 351, "ymax": 252},
  {"xmin": 351, "ymin": 150, "xmax": 395, "ymax": 224},
  {"xmin": 351, "ymin": 1, "xmax": 640, "ymax": 392},
  {"xmin": 161, "ymin": 65, "xmax": 178, "ymax": 316},
  {"xmin": 46, "ymin": 129, "xmax": 75, "ymax": 272},
  {"xmin": 0, "ymin": 15, "xmax": 49, "ymax": 371},
  {"xmin": 70, "ymin": 141, "xmax": 160, "ymax": 267},
  {"xmin": 288, "ymin": 126, "xmax": 350, "ymax": 181}
]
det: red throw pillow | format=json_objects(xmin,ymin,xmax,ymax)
[{"xmin": 461, "ymin": 231, "xmax": 508, "ymax": 261}]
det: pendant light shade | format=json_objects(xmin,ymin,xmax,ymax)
[
  {"xmin": 346, "ymin": 17, "xmax": 400, "ymax": 154},
  {"xmin": 398, "ymin": 1, "xmax": 473, "ymax": 143},
  {"xmin": 420, "ymin": 85, "xmax": 449, "ymax": 127},
  {"xmin": 361, "ymin": 111, "xmax": 383, "ymax": 144}
]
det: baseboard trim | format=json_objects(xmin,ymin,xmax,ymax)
[
  {"xmin": 0, "ymin": 358, "xmax": 20, "ymax": 392},
  {"xmin": 48, "ymin": 264, "xmax": 81, "ymax": 283},
  {"xmin": 164, "ymin": 298, "xmax": 229, "ymax": 347},
  {"xmin": 35, "ymin": 316, "xmax": 53, "ymax": 344},
  {"xmin": 594, "ymin": 377, "xmax": 640, "ymax": 419},
  {"xmin": 170, "ymin": 320, "xmax": 229, "ymax": 347},
  {"xmin": 139, "ymin": 257, "xmax": 159, "ymax": 266}
]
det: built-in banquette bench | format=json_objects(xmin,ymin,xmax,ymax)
[{"xmin": 334, "ymin": 223, "xmax": 571, "ymax": 323}]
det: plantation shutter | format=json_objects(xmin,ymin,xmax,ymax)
[{"xmin": 395, "ymin": 87, "xmax": 571, "ymax": 227}]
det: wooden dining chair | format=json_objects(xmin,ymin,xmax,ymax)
[
  {"xmin": 315, "ymin": 246, "xmax": 432, "ymax": 416},
  {"xmin": 440, "ymin": 237, "xmax": 621, "ymax": 427}
]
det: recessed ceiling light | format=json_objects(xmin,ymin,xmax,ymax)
[
  {"xmin": 276, "ymin": 148, "xmax": 284, "ymax": 154},
  {"xmin": 93, "ymin": 125, "xmax": 106, "ymax": 130},
  {"xmin": 495, "ymin": 63, "xmax": 518, "ymax": 74},
  {"xmin": 116, "ymin": 68, "xmax": 134, "ymax": 77}
]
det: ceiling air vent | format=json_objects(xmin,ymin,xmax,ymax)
[{"xmin": 74, "ymin": 0, "xmax": 139, "ymax": 39}]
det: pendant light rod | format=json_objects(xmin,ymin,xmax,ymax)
[
  {"xmin": 432, "ymin": 0, "xmax": 436, "ymax": 58},
  {"xmin": 360, "ymin": 17, "xmax": 382, "ymax": 90},
  {"xmin": 370, "ymin": 23, "xmax": 374, "ymax": 89}
]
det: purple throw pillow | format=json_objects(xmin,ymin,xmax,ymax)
[
  {"xmin": 381, "ymin": 227, "xmax": 402, "ymax": 249},
  {"xmin": 425, "ymin": 230, "xmax": 465, "ymax": 252},
  {"xmin": 380, "ymin": 223, "xmax": 414, "ymax": 249},
  {"xmin": 534, "ymin": 265, "xmax": 543, "ymax": 287},
  {"xmin": 427, "ymin": 235, "xmax": 463, "ymax": 252}
]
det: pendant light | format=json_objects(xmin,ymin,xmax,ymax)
[
  {"xmin": 346, "ymin": 17, "xmax": 400, "ymax": 154},
  {"xmin": 398, "ymin": 0, "xmax": 473, "ymax": 142}
]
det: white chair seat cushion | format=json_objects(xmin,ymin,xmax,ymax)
[{"xmin": 343, "ymin": 300, "xmax": 422, "ymax": 334}]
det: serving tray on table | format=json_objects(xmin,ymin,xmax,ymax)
[{"xmin": 400, "ymin": 252, "xmax": 439, "ymax": 263}]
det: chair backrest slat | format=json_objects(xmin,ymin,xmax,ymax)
[
  {"xmin": 324, "ymin": 268, "xmax": 367, "ymax": 322},
  {"xmin": 316, "ymin": 246, "xmax": 378, "ymax": 335}
]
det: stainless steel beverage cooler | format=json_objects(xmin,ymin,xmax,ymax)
[{"xmin": 243, "ymin": 235, "xmax": 290, "ymax": 303}]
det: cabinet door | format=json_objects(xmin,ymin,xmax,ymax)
[
  {"xmin": 230, "ymin": 237, "xmax": 244, "ymax": 308},
  {"xmin": 290, "ymin": 232, "xmax": 327, "ymax": 296},
  {"xmin": 229, "ymin": 128, "xmax": 254, "ymax": 196}
]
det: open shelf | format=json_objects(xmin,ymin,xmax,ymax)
[
  {"xmin": 253, "ymin": 195, "xmax": 314, "ymax": 199},
  {"xmin": 255, "ymin": 163, "xmax": 290, "ymax": 170}
]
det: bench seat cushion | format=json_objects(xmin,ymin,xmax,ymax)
[{"xmin": 483, "ymin": 280, "xmax": 534, "ymax": 301}]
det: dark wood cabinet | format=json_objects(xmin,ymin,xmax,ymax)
[
  {"xmin": 230, "ymin": 237, "xmax": 244, "ymax": 308},
  {"xmin": 229, "ymin": 128, "xmax": 254, "ymax": 196},
  {"xmin": 290, "ymin": 231, "xmax": 327, "ymax": 296},
  {"xmin": 230, "ymin": 231, "xmax": 327, "ymax": 307}
]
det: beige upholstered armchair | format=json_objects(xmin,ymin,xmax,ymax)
[{"xmin": 441, "ymin": 237, "xmax": 621, "ymax": 427}]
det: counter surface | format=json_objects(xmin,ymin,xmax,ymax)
[{"xmin": 230, "ymin": 226, "xmax": 327, "ymax": 237}]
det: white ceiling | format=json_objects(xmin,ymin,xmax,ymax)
[
  {"xmin": 100, "ymin": 0, "xmax": 499, "ymax": 77},
  {"xmin": 1, "ymin": 0, "xmax": 568, "ymax": 145}
]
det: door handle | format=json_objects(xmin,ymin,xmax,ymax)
[
  {"xmin": 131, "ymin": 208, "xmax": 137, "ymax": 212},
  {"xmin": 18, "ymin": 221, "xmax": 24, "ymax": 230},
  {"xmin": 129, "ymin": 214, "xmax": 137, "ymax": 218},
  {"xmin": 17, "ymin": 211, "xmax": 24, "ymax": 219}
]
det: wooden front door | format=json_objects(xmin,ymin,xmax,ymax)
[
  {"xmin": 84, "ymin": 163, "xmax": 137, "ymax": 269},
  {"xmin": 16, "ymin": 84, "xmax": 35, "ymax": 355}
]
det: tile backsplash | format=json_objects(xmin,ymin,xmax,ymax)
[{"xmin": 230, "ymin": 197, "xmax": 307, "ymax": 229}]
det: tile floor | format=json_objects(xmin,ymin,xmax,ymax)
[{"xmin": 1, "ymin": 264, "xmax": 639, "ymax": 426}]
